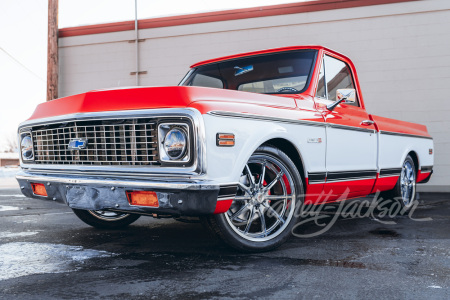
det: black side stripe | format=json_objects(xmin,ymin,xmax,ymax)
[
  {"xmin": 421, "ymin": 166, "xmax": 433, "ymax": 172},
  {"xmin": 308, "ymin": 172, "xmax": 326, "ymax": 183},
  {"xmin": 308, "ymin": 170, "xmax": 377, "ymax": 184},
  {"xmin": 379, "ymin": 168, "xmax": 402, "ymax": 177},
  {"xmin": 308, "ymin": 168, "xmax": 411, "ymax": 183},
  {"xmin": 326, "ymin": 170, "xmax": 377, "ymax": 182}
]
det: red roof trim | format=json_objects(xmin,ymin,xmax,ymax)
[
  {"xmin": 190, "ymin": 46, "xmax": 327, "ymax": 68},
  {"xmin": 59, "ymin": 0, "xmax": 420, "ymax": 38}
]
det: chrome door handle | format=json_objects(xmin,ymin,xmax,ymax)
[{"xmin": 360, "ymin": 120, "xmax": 375, "ymax": 126}]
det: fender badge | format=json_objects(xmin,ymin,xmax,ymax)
[
  {"xmin": 307, "ymin": 138, "xmax": 322, "ymax": 143},
  {"xmin": 68, "ymin": 138, "xmax": 88, "ymax": 150}
]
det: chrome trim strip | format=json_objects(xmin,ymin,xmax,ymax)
[
  {"xmin": 16, "ymin": 171, "xmax": 223, "ymax": 191},
  {"xmin": 18, "ymin": 108, "xmax": 206, "ymax": 177},
  {"xmin": 378, "ymin": 175, "xmax": 400, "ymax": 178},
  {"xmin": 327, "ymin": 123, "xmax": 375, "ymax": 133},
  {"xmin": 380, "ymin": 131, "xmax": 433, "ymax": 140},
  {"xmin": 325, "ymin": 176, "xmax": 376, "ymax": 183},
  {"xmin": 21, "ymin": 168, "xmax": 199, "ymax": 179},
  {"xmin": 208, "ymin": 111, "xmax": 325, "ymax": 128},
  {"xmin": 209, "ymin": 111, "xmax": 375, "ymax": 133},
  {"xmin": 19, "ymin": 108, "xmax": 195, "ymax": 128}
]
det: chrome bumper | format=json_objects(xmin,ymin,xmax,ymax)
[{"xmin": 16, "ymin": 171, "xmax": 237, "ymax": 216}]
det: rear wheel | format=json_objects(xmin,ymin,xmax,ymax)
[
  {"xmin": 382, "ymin": 155, "xmax": 417, "ymax": 211},
  {"xmin": 72, "ymin": 208, "xmax": 141, "ymax": 229},
  {"xmin": 204, "ymin": 145, "xmax": 303, "ymax": 252}
]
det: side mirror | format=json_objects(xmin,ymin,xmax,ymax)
[
  {"xmin": 326, "ymin": 89, "xmax": 356, "ymax": 111},
  {"xmin": 337, "ymin": 89, "xmax": 356, "ymax": 103}
]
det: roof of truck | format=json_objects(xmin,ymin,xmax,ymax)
[{"xmin": 190, "ymin": 45, "xmax": 347, "ymax": 68}]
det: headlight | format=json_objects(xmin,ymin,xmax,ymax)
[
  {"xmin": 164, "ymin": 128, "xmax": 187, "ymax": 159},
  {"xmin": 158, "ymin": 123, "xmax": 190, "ymax": 162},
  {"xmin": 20, "ymin": 133, "xmax": 34, "ymax": 161}
]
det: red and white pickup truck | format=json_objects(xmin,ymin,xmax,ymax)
[{"xmin": 17, "ymin": 46, "xmax": 433, "ymax": 251}]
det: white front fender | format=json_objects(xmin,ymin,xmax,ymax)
[{"xmin": 202, "ymin": 114, "xmax": 326, "ymax": 183}]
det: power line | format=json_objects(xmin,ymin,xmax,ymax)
[{"xmin": 0, "ymin": 46, "xmax": 45, "ymax": 82}]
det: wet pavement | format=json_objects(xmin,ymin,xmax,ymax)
[{"xmin": 0, "ymin": 187, "xmax": 449, "ymax": 299}]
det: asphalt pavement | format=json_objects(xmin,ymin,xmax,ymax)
[{"xmin": 0, "ymin": 185, "xmax": 449, "ymax": 299}]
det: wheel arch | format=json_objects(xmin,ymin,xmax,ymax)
[
  {"xmin": 407, "ymin": 150, "xmax": 419, "ymax": 175},
  {"xmin": 262, "ymin": 138, "xmax": 306, "ymax": 185}
]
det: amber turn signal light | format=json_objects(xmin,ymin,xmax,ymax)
[
  {"xmin": 31, "ymin": 183, "xmax": 48, "ymax": 197},
  {"xmin": 216, "ymin": 133, "xmax": 235, "ymax": 147},
  {"xmin": 127, "ymin": 191, "xmax": 159, "ymax": 207}
]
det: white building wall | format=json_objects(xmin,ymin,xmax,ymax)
[{"xmin": 58, "ymin": 0, "xmax": 450, "ymax": 192}]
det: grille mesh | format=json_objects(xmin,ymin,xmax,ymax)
[{"xmin": 31, "ymin": 118, "xmax": 160, "ymax": 166}]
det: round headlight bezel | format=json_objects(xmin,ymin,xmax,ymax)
[
  {"xmin": 20, "ymin": 132, "xmax": 34, "ymax": 161},
  {"xmin": 158, "ymin": 123, "xmax": 190, "ymax": 163}
]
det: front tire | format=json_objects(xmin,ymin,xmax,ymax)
[
  {"xmin": 204, "ymin": 145, "xmax": 304, "ymax": 252},
  {"xmin": 72, "ymin": 209, "xmax": 141, "ymax": 229}
]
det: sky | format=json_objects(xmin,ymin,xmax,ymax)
[{"xmin": 0, "ymin": 0, "xmax": 310, "ymax": 151}]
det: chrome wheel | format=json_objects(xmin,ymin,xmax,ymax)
[
  {"xmin": 400, "ymin": 160, "xmax": 415, "ymax": 207},
  {"xmin": 224, "ymin": 154, "xmax": 296, "ymax": 242},
  {"xmin": 88, "ymin": 210, "xmax": 130, "ymax": 221}
]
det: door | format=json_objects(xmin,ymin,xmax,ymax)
[{"xmin": 315, "ymin": 54, "xmax": 377, "ymax": 200}]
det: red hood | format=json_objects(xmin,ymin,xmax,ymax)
[{"xmin": 28, "ymin": 86, "xmax": 298, "ymax": 120}]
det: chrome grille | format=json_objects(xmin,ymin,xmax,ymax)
[{"xmin": 31, "ymin": 118, "xmax": 160, "ymax": 166}]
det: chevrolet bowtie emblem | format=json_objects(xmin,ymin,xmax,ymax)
[{"xmin": 68, "ymin": 139, "xmax": 88, "ymax": 150}]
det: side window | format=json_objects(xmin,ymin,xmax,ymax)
[
  {"xmin": 315, "ymin": 58, "xmax": 326, "ymax": 98},
  {"xmin": 324, "ymin": 55, "xmax": 359, "ymax": 106}
]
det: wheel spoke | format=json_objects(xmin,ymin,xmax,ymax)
[
  {"xmin": 244, "ymin": 207, "xmax": 256, "ymax": 234},
  {"xmin": 404, "ymin": 187, "xmax": 410, "ymax": 203},
  {"xmin": 238, "ymin": 182, "xmax": 252, "ymax": 195},
  {"xmin": 259, "ymin": 206, "xmax": 267, "ymax": 237},
  {"xmin": 259, "ymin": 162, "xmax": 266, "ymax": 187},
  {"xmin": 264, "ymin": 171, "xmax": 284, "ymax": 192},
  {"xmin": 234, "ymin": 196, "xmax": 252, "ymax": 201},
  {"xmin": 245, "ymin": 164, "xmax": 256, "ymax": 188},
  {"xmin": 230, "ymin": 203, "xmax": 250, "ymax": 221},
  {"xmin": 264, "ymin": 195, "xmax": 293, "ymax": 201},
  {"xmin": 408, "ymin": 172, "xmax": 414, "ymax": 183},
  {"xmin": 265, "ymin": 204, "xmax": 285, "ymax": 225}
]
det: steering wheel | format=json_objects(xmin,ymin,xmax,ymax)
[{"xmin": 276, "ymin": 87, "xmax": 300, "ymax": 93}]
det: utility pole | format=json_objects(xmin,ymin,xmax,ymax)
[
  {"xmin": 134, "ymin": 0, "xmax": 139, "ymax": 86},
  {"xmin": 47, "ymin": 0, "xmax": 58, "ymax": 101}
]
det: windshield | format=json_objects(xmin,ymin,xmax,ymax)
[{"xmin": 180, "ymin": 50, "xmax": 317, "ymax": 94}]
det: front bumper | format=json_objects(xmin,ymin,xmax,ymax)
[{"xmin": 16, "ymin": 171, "xmax": 237, "ymax": 216}]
